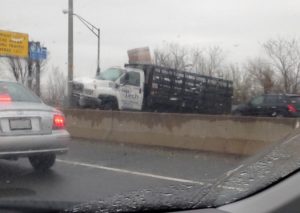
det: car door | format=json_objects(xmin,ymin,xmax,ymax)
[
  {"xmin": 248, "ymin": 95, "xmax": 265, "ymax": 116},
  {"xmin": 262, "ymin": 95, "xmax": 278, "ymax": 116},
  {"xmin": 119, "ymin": 71, "xmax": 144, "ymax": 110}
]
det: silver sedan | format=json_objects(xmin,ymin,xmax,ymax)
[{"xmin": 0, "ymin": 81, "xmax": 69, "ymax": 171}]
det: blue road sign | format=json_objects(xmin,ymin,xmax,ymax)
[{"xmin": 29, "ymin": 42, "xmax": 47, "ymax": 61}]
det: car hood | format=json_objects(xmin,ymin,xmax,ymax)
[
  {"xmin": 74, "ymin": 77, "xmax": 113, "ymax": 90},
  {"xmin": 73, "ymin": 77, "xmax": 95, "ymax": 85}
]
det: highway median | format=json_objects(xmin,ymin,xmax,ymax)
[{"xmin": 63, "ymin": 109, "xmax": 300, "ymax": 155}]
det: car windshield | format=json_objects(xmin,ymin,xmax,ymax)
[
  {"xmin": 2, "ymin": 0, "xmax": 300, "ymax": 212},
  {"xmin": 0, "ymin": 82, "xmax": 41, "ymax": 103},
  {"xmin": 95, "ymin": 68, "xmax": 125, "ymax": 81}
]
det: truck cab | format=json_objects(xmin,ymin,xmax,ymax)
[{"xmin": 72, "ymin": 67, "xmax": 145, "ymax": 110}]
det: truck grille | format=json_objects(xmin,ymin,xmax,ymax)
[
  {"xmin": 73, "ymin": 83, "xmax": 84, "ymax": 93},
  {"xmin": 84, "ymin": 89, "xmax": 94, "ymax": 95}
]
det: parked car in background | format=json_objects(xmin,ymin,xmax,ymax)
[
  {"xmin": 232, "ymin": 94, "xmax": 300, "ymax": 117},
  {"xmin": 0, "ymin": 81, "xmax": 69, "ymax": 171}
]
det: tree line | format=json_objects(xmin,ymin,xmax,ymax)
[
  {"xmin": 1, "ymin": 37, "xmax": 300, "ymax": 106},
  {"xmin": 0, "ymin": 55, "xmax": 66, "ymax": 107},
  {"xmin": 154, "ymin": 38, "xmax": 300, "ymax": 104}
]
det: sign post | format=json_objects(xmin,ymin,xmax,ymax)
[
  {"xmin": 29, "ymin": 42, "xmax": 47, "ymax": 61},
  {"xmin": 29, "ymin": 41, "xmax": 47, "ymax": 96}
]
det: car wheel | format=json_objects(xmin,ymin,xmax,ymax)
[
  {"xmin": 272, "ymin": 112, "xmax": 284, "ymax": 118},
  {"xmin": 29, "ymin": 153, "xmax": 56, "ymax": 171}
]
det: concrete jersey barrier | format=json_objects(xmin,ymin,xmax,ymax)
[{"xmin": 63, "ymin": 109, "xmax": 300, "ymax": 155}]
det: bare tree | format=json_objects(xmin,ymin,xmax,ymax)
[
  {"xmin": 0, "ymin": 58, "xmax": 13, "ymax": 80},
  {"xmin": 154, "ymin": 43, "xmax": 189, "ymax": 70},
  {"xmin": 227, "ymin": 63, "xmax": 259, "ymax": 104},
  {"xmin": 154, "ymin": 43, "xmax": 226, "ymax": 78},
  {"xmin": 207, "ymin": 46, "xmax": 225, "ymax": 77},
  {"xmin": 3, "ymin": 57, "xmax": 29, "ymax": 84},
  {"xmin": 153, "ymin": 48, "xmax": 172, "ymax": 67},
  {"xmin": 1, "ymin": 56, "xmax": 48, "ymax": 96},
  {"xmin": 42, "ymin": 66, "xmax": 66, "ymax": 107},
  {"xmin": 263, "ymin": 38, "xmax": 300, "ymax": 93},
  {"xmin": 190, "ymin": 48, "xmax": 207, "ymax": 74},
  {"xmin": 190, "ymin": 46, "xmax": 225, "ymax": 77},
  {"xmin": 245, "ymin": 58, "xmax": 275, "ymax": 93}
]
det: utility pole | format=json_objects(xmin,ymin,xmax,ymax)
[
  {"xmin": 63, "ymin": 10, "xmax": 101, "ymax": 77},
  {"xmin": 67, "ymin": 0, "xmax": 74, "ymax": 107},
  {"xmin": 28, "ymin": 41, "xmax": 43, "ymax": 96},
  {"xmin": 36, "ymin": 60, "xmax": 40, "ymax": 96},
  {"xmin": 96, "ymin": 28, "xmax": 100, "ymax": 76},
  {"xmin": 27, "ymin": 49, "xmax": 33, "ymax": 90}
]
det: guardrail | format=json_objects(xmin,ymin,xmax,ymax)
[{"xmin": 63, "ymin": 109, "xmax": 300, "ymax": 155}]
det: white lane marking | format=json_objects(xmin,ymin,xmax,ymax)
[
  {"xmin": 57, "ymin": 159, "xmax": 206, "ymax": 185},
  {"xmin": 57, "ymin": 159, "xmax": 244, "ymax": 191}
]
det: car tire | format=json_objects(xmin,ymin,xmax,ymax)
[
  {"xmin": 29, "ymin": 153, "xmax": 56, "ymax": 171},
  {"xmin": 276, "ymin": 114, "xmax": 284, "ymax": 118},
  {"xmin": 272, "ymin": 112, "xmax": 284, "ymax": 118}
]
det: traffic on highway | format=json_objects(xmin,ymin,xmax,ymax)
[{"xmin": 2, "ymin": 0, "xmax": 300, "ymax": 213}]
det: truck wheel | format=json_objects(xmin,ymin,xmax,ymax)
[
  {"xmin": 29, "ymin": 153, "xmax": 56, "ymax": 171},
  {"xmin": 103, "ymin": 100, "xmax": 118, "ymax": 110}
]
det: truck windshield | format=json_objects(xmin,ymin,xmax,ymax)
[{"xmin": 96, "ymin": 68, "xmax": 125, "ymax": 81}]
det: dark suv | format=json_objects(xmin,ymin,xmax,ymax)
[{"xmin": 232, "ymin": 94, "xmax": 300, "ymax": 117}]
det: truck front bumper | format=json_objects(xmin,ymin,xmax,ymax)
[{"xmin": 73, "ymin": 93, "xmax": 101, "ymax": 108}]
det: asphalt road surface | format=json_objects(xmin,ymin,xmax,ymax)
[{"xmin": 0, "ymin": 138, "xmax": 244, "ymax": 210}]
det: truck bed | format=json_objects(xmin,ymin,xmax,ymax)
[{"xmin": 126, "ymin": 64, "xmax": 233, "ymax": 114}]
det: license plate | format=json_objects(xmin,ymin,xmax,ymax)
[{"xmin": 9, "ymin": 119, "xmax": 32, "ymax": 130}]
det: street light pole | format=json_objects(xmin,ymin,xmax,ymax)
[
  {"xmin": 67, "ymin": 0, "xmax": 74, "ymax": 107},
  {"xmin": 63, "ymin": 9, "xmax": 101, "ymax": 76},
  {"xmin": 97, "ymin": 28, "xmax": 100, "ymax": 76}
]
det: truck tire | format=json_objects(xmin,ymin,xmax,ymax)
[
  {"xmin": 29, "ymin": 153, "xmax": 56, "ymax": 171},
  {"xmin": 103, "ymin": 99, "xmax": 118, "ymax": 110}
]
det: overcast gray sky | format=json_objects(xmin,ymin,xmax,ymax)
[{"xmin": 1, "ymin": 0, "xmax": 300, "ymax": 78}]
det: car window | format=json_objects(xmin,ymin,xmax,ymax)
[
  {"xmin": 127, "ymin": 71, "xmax": 140, "ymax": 87},
  {"xmin": 263, "ymin": 95, "xmax": 278, "ymax": 105},
  {"xmin": 288, "ymin": 96, "xmax": 300, "ymax": 108},
  {"xmin": 0, "ymin": 82, "xmax": 41, "ymax": 103},
  {"xmin": 250, "ymin": 96, "xmax": 264, "ymax": 106},
  {"xmin": 278, "ymin": 95, "xmax": 287, "ymax": 104}
]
